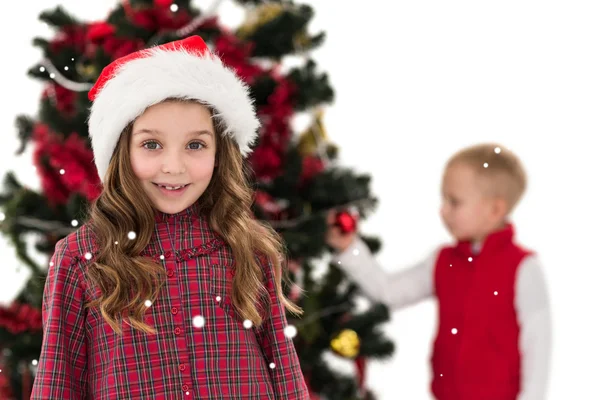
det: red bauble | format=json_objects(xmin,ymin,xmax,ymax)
[
  {"xmin": 334, "ymin": 210, "xmax": 358, "ymax": 234},
  {"xmin": 154, "ymin": 0, "xmax": 173, "ymax": 7}
]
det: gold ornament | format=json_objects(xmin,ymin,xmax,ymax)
[
  {"xmin": 330, "ymin": 329, "xmax": 361, "ymax": 359},
  {"xmin": 76, "ymin": 62, "xmax": 98, "ymax": 80},
  {"xmin": 293, "ymin": 31, "xmax": 312, "ymax": 51},
  {"xmin": 238, "ymin": 3, "xmax": 285, "ymax": 38},
  {"xmin": 297, "ymin": 109, "xmax": 328, "ymax": 157}
]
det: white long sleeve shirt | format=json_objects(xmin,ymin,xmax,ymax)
[{"xmin": 334, "ymin": 237, "xmax": 551, "ymax": 400}]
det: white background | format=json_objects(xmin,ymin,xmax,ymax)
[{"xmin": 1, "ymin": 1, "xmax": 599, "ymax": 398}]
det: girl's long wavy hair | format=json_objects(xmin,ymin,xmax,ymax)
[{"xmin": 85, "ymin": 98, "xmax": 302, "ymax": 334}]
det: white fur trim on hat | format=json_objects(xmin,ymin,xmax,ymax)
[{"xmin": 88, "ymin": 46, "xmax": 260, "ymax": 182}]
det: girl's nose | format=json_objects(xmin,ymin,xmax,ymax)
[{"xmin": 161, "ymin": 152, "xmax": 186, "ymax": 174}]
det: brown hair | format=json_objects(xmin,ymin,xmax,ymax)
[
  {"xmin": 85, "ymin": 99, "xmax": 301, "ymax": 334},
  {"xmin": 446, "ymin": 143, "xmax": 527, "ymax": 213}
]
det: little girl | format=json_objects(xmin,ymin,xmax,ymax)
[{"xmin": 31, "ymin": 36, "xmax": 309, "ymax": 399}]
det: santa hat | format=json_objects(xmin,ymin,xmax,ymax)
[{"xmin": 87, "ymin": 35, "xmax": 260, "ymax": 183}]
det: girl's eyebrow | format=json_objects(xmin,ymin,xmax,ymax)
[{"xmin": 133, "ymin": 128, "xmax": 214, "ymax": 137}]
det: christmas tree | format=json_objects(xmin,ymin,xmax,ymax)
[{"xmin": 0, "ymin": 1, "xmax": 394, "ymax": 398}]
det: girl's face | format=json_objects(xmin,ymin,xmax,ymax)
[{"xmin": 130, "ymin": 101, "xmax": 217, "ymax": 215}]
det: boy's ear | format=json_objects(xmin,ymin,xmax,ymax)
[{"xmin": 492, "ymin": 197, "xmax": 508, "ymax": 220}]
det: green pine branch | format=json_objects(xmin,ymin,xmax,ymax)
[
  {"xmin": 242, "ymin": 4, "xmax": 323, "ymax": 58},
  {"xmin": 39, "ymin": 6, "xmax": 78, "ymax": 28},
  {"xmin": 14, "ymin": 116, "xmax": 35, "ymax": 156},
  {"xmin": 287, "ymin": 59, "xmax": 334, "ymax": 111}
]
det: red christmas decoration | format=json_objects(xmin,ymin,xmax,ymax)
[
  {"xmin": 214, "ymin": 33, "xmax": 263, "ymax": 84},
  {"xmin": 50, "ymin": 25, "xmax": 87, "ymax": 54},
  {"xmin": 32, "ymin": 124, "xmax": 101, "ymax": 206},
  {"xmin": 102, "ymin": 36, "xmax": 146, "ymax": 62},
  {"xmin": 249, "ymin": 145, "xmax": 283, "ymax": 181},
  {"xmin": 43, "ymin": 84, "xmax": 76, "ymax": 116},
  {"xmin": 85, "ymin": 21, "xmax": 144, "ymax": 61},
  {"xmin": 334, "ymin": 210, "xmax": 358, "ymax": 234},
  {"xmin": 154, "ymin": 0, "xmax": 174, "ymax": 8},
  {"xmin": 122, "ymin": 0, "xmax": 193, "ymax": 32},
  {"xmin": 248, "ymin": 75, "xmax": 297, "ymax": 181},
  {"xmin": 299, "ymin": 156, "xmax": 325, "ymax": 187},
  {"xmin": 33, "ymin": 124, "xmax": 70, "ymax": 205},
  {"xmin": 86, "ymin": 21, "xmax": 116, "ymax": 42},
  {"xmin": 0, "ymin": 302, "xmax": 43, "ymax": 335},
  {"xmin": 259, "ymin": 77, "xmax": 296, "ymax": 147}
]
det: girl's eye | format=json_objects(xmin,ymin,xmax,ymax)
[
  {"xmin": 188, "ymin": 141, "xmax": 205, "ymax": 150},
  {"xmin": 141, "ymin": 141, "xmax": 206, "ymax": 151},
  {"xmin": 142, "ymin": 140, "xmax": 161, "ymax": 150}
]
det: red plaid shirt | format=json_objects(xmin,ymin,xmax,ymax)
[{"xmin": 31, "ymin": 205, "xmax": 309, "ymax": 399}]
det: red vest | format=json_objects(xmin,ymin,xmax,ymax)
[{"xmin": 431, "ymin": 224, "xmax": 532, "ymax": 400}]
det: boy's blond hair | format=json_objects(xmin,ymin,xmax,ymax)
[{"xmin": 446, "ymin": 143, "xmax": 527, "ymax": 214}]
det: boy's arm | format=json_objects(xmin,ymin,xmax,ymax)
[
  {"xmin": 515, "ymin": 255, "xmax": 552, "ymax": 400},
  {"xmin": 333, "ymin": 237, "xmax": 437, "ymax": 310},
  {"xmin": 31, "ymin": 238, "xmax": 88, "ymax": 399}
]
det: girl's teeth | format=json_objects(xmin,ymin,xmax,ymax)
[{"xmin": 159, "ymin": 185, "xmax": 185, "ymax": 190}]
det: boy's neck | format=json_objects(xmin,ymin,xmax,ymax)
[{"xmin": 471, "ymin": 219, "xmax": 509, "ymax": 249}]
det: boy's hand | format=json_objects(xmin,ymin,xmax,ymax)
[{"xmin": 325, "ymin": 210, "xmax": 357, "ymax": 253}]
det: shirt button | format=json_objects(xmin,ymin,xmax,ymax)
[
  {"xmin": 167, "ymin": 269, "xmax": 174, "ymax": 277},
  {"xmin": 182, "ymin": 384, "xmax": 189, "ymax": 391},
  {"xmin": 179, "ymin": 364, "xmax": 186, "ymax": 371},
  {"xmin": 171, "ymin": 307, "xmax": 178, "ymax": 315},
  {"xmin": 175, "ymin": 327, "xmax": 182, "ymax": 335}
]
